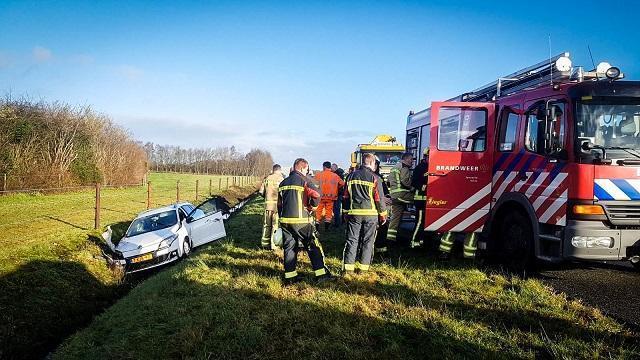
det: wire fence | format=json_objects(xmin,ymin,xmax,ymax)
[{"xmin": 0, "ymin": 175, "xmax": 261, "ymax": 247}]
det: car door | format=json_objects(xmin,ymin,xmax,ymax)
[
  {"xmin": 425, "ymin": 101, "xmax": 496, "ymax": 233},
  {"xmin": 185, "ymin": 198, "xmax": 226, "ymax": 247}
]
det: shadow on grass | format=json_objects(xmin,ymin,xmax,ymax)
[
  {"xmin": 0, "ymin": 260, "xmax": 123, "ymax": 360},
  {"xmin": 45, "ymin": 216, "xmax": 90, "ymax": 231}
]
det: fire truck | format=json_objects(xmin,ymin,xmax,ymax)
[
  {"xmin": 406, "ymin": 52, "xmax": 640, "ymax": 269},
  {"xmin": 350, "ymin": 134, "xmax": 405, "ymax": 177}
]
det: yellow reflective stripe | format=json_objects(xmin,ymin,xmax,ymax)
[
  {"xmin": 280, "ymin": 217, "xmax": 311, "ymax": 224},
  {"xmin": 390, "ymin": 188, "xmax": 409, "ymax": 194},
  {"xmin": 379, "ymin": 210, "xmax": 388, "ymax": 217},
  {"xmin": 265, "ymin": 200, "xmax": 277, "ymax": 204},
  {"xmin": 368, "ymin": 182, "xmax": 375, "ymax": 212},
  {"xmin": 314, "ymin": 268, "xmax": 327, "ymax": 276},
  {"xmin": 279, "ymin": 185, "xmax": 304, "ymax": 191},
  {"xmin": 348, "ymin": 209, "xmax": 378, "ymax": 216},
  {"xmin": 412, "ymin": 210, "xmax": 423, "ymax": 241},
  {"xmin": 414, "ymin": 195, "xmax": 426, "ymax": 200},
  {"xmin": 356, "ymin": 263, "xmax": 370, "ymax": 271},
  {"xmin": 297, "ymin": 191, "xmax": 303, "ymax": 218},
  {"xmin": 388, "ymin": 229, "xmax": 397, "ymax": 233},
  {"xmin": 348, "ymin": 179, "xmax": 374, "ymax": 187},
  {"xmin": 284, "ymin": 271, "xmax": 298, "ymax": 279},
  {"xmin": 343, "ymin": 263, "xmax": 355, "ymax": 271}
]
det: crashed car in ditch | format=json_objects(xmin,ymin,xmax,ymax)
[{"xmin": 103, "ymin": 197, "xmax": 230, "ymax": 273}]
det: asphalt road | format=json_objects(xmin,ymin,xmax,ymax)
[{"xmin": 536, "ymin": 262, "xmax": 640, "ymax": 327}]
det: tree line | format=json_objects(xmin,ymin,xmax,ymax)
[
  {"xmin": 0, "ymin": 97, "xmax": 147, "ymax": 190},
  {"xmin": 143, "ymin": 143, "xmax": 273, "ymax": 177}
]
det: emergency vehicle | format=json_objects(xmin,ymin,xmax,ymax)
[
  {"xmin": 406, "ymin": 52, "xmax": 640, "ymax": 269},
  {"xmin": 351, "ymin": 134, "xmax": 404, "ymax": 177}
]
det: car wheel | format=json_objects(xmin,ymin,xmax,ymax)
[
  {"xmin": 182, "ymin": 237, "xmax": 192, "ymax": 258},
  {"xmin": 500, "ymin": 211, "xmax": 535, "ymax": 272}
]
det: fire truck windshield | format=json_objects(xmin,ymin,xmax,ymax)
[
  {"xmin": 576, "ymin": 98, "xmax": 640, "ymax": 153},
  {"xmin": 374, "ymin": 152, "xmax": 402, "ymax": 166}
]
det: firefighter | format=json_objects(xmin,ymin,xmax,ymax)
[
  {"xmin": 410, "ymin": 148, "xmax": 429, "ymax": 249},
  {"xmin": 314, "ymin": 161, "xmax": 345, "ymax": 231},
  {"xmin": 278, "ymin": 158, "xmax": 333, "ymax": 284},
  {"xmin": 374, "ymin": 159, "xmax": 391, "ymax": 253},
  {"xmin": 342, "ymin": 153, "xmax": 387, "ymax": 274},
  {"xmin": 387, "ymin": 152, "xmax": 414, "ymax": 244},
  {"xmin": 332, "ymin": 164, "xmax": 346, "ymax": 228},
  {"xmin": 259, "ymin": 164, "xmax": 284, "ymax": 250},
  {"xmin": 439, "ymin": 232, "xmax": 478, "ymax": 261}
]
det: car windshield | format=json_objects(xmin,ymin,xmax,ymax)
[
  {"xmin": 375, "ymin": 152, "xmax": 402, "ymax": 166},
  {"xmin": 576, "ymin": 98, "xmax": 640, "ymax": 152},
  {"xmin": 125, "ymin": 210, "xmax": 178, "ymax": 237}
]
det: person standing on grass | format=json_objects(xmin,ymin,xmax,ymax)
[
  {"xmin": 278, "ymin": 158, "xmax": 333, "ymax": 285},
  {"xmin": 333, "ymin": 164, "xmax": 345, "ymax": 228},
  {"xmin": 341, "ymin": 153, "xmax": 387, "ymax": 275},
  {"xmin": 387, "ymin": 152, "xmax": 414, "ymax": 245},
  {"xmin": 373, "ymin": 159, "xmax": 392, "ymax": 253},
  {"xmin": 259, "ymin": 164, "xmax": 285, "ymax": 250},
  {"xmin": 314, "ymin": 161, "xmax": 345, "ymax": 231}
]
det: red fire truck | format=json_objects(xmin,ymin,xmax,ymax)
[{"xmin": 406, "ymin": 52, "xmax": 640, "ymax": 268}]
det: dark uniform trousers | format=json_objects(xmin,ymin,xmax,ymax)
[
  {"xmin": 412, "ymin": 200, "xmax": 427, "ymax": 245},
  {"xmin": 343, "ymin": 216, "xmax": 378, "ymax": 271},
  {"xmin": 282, "ymin": 223, "xmax": 328, "ymax": 278}
]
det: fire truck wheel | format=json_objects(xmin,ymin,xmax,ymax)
[{"xmin": 500, "ymin": 210, "xmax": 534, "ymax": 271}]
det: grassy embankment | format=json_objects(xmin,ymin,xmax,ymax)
[
  {"xmin": 56, "ymin": 198, "xmax": 639, "ymax": 359},
  {"xmin": 0, "ymin": 172, "xmax": 259, "ymax": 359}
]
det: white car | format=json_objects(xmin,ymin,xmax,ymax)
[{"xmin": 103, "ymin": 198, "xmax": 228, "ymax": 273}]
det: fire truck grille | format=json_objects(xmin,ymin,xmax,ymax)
[{"xmin": 602, "ymin": 202, "xmax": 640, "ymax": 226}]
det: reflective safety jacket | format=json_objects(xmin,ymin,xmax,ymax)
[
  {"xmin": 411, "ymin": 160, "xmax": 428, "ymax": 202},
  {"xmin": 342, "ymin": 166, "xmax": 387, "ymax": 217},
  {"xmin": 260, "ymin": 171, "xmax": 284, "ymax": 211},
  {"xmin": 388, "ymin": 162, "xmax": 413, "ymax": 200},
  {"xmin": 314, "ymin": 169, "xmax": 345, "ymax": 201},
  {"xmin": 278, "ymin": 171, "xmax": 321, "ymax": 225}
]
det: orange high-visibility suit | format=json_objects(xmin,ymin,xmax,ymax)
[{"xmin": 314, "ymin": 169, "xmax": 345, "ymax": 224}]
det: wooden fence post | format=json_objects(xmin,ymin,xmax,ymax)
[
  {"xmin": 196, "ymin": 180, "xmax": 199, "ymax": 201},
  {"xmin": 147, "ymin": 181, "xmax": 152, "ymax": 209},
  {"xmin": 176, "ymin": 180, "xmax": 180, "ymax": 202},
  {"xmin": 2, "ymin": 173, "xmax": 6, "ymax": 192},
  {"xmin": 94, "ymin": 182, "xmax": 101, "ymax": 230},
  {"xmin": 226, "ymin": 177, "xmax": 229, "ymax": 189},
  {"xmin": 209, "ymin": 179, "xmax": 212, "ymax": 196},
  {"xmin": 218, "ymin": 178, "xmax": 222, "ymax": 191}
]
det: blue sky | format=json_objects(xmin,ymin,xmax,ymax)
[{"xmin": 1, "ymin": 0, "xmax": 639, "ymax": 169}]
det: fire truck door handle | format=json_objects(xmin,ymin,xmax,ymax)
[{"xmin": 429, "ymin": 172, "xmax": 447, "ymax": 177}]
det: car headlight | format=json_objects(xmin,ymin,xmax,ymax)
[{"xmin": 158, "ymin": 234, "xmax": 179, "ymax": 250}]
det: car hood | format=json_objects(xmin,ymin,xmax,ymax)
[{"xmin": 117, "ymin": 227, "xmax": 176, "ymax": 252}]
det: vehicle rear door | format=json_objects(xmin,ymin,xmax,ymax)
[
  {"xmin": 186, "ymin": 198, "xmax": 226, "ymax": 246},
  {"xmin": 425, "ymin": 101, "xmax": 496, "ymax": 233}
]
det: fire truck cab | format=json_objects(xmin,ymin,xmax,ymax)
[{"xmin": 407, "ymin": 53, "xmax": 640, "ymax": 269}]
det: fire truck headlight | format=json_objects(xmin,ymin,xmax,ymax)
[
  {"xmin": 571, "ymin": 236, "xmax": 614, "ymax": 249},
  {"xmin": 555, "ymin": 56, "xmax": 572, "ymax": 72},
  {"xmin": 605, "ymin": 66, "xmax": 621, "ymax": 79}
]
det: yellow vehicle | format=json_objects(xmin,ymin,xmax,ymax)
[{"xmin": 350, "ymin": 135, "xmax": 405, "ymax": 177}]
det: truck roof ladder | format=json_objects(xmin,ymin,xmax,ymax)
[{"xmin": 448, "ymin": 52, "xmax": 572, "ymax": 102}]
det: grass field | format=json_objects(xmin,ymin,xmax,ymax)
[
  {"xmin": 0, "ymin": 172, "xmax": 259, "ymax": 359},
  {"xmin": 55, "ymin": 198, "xmax": 639, "ymax": 359}
]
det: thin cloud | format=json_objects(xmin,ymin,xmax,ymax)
[
  {"xmin": 32, "ymin": 46, "xmax": 53, "ymax": 63},
  {"xmin": 69, "ymin": 54, "xmax": 94, "ymax": 65},
  {"xmin": 116, "ymin": 65, "xmax": 144, "ymax": 81}
]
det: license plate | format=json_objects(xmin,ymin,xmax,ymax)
[{"xmin": 130, "ymin": 253, "xmax": 153, "ymax": 263}]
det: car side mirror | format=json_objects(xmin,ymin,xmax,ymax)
[{"xmin": 581, "ymin": 140, "xmax": 594, "ymax": 152}]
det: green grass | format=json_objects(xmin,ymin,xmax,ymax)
[
  {"xmin": 55, "ymin": 198, "xmax": 639, "ymax": 359},
  {"xmin": 0, "ymin": 172, "xmax": 259, "ymax": 359}
]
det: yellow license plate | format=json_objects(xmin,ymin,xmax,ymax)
[{"xmin": 131, "ymin": 253, "xmax": 153, "ymax": 263}]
